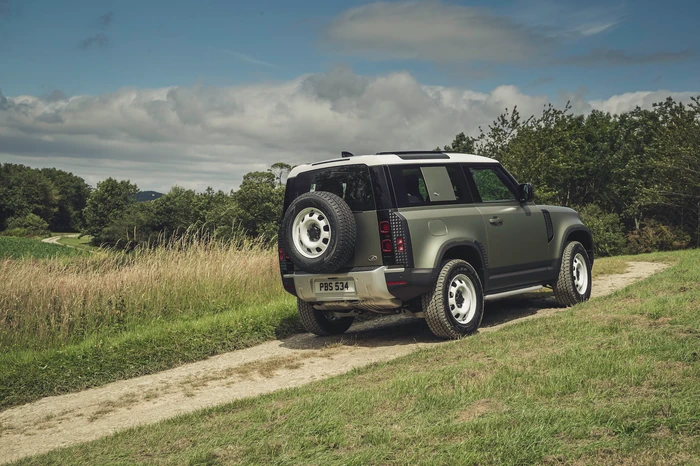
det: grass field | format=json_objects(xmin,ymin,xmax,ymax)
[
  {"xmin": 57, "ymin": 235, "xmax": 95, "ymax": 250},
  {"xmin": 14, "ymin": 248, "xmax": 699, "ymax": 465},
  {"xmin": 0, "ymin": 236, "xmax": 298, "ymax": 409},
  {"xmin": 0, "ymin": 236, "xmax": 85, "ymax": 260}
]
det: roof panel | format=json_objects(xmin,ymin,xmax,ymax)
[{"xmin": 288, "ymin": 152, "xmax": 498, "ymax": 178}]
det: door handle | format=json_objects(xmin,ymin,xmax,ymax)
[{"xmin": 489, "ymin": 216, "xmax": 503, "ymax": 226}]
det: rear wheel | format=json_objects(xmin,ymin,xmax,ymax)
[
  {"xmin": 422, "ymin": 260, "xmax": 484, "ymax": 339},
  {"xmin": 553, "ymin": 241, "xmax": 592, "ymax": 307},
  {"xmin": 297, "ymin": 299, "xmax": 354, "ymax": 336}
]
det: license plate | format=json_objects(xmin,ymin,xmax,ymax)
[{"xmin": 316, "ymin": 280, "xmax": 355, "ymax": 293}]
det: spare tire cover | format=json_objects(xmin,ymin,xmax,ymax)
[{"xmin": 282, "ymin": 191, "xmax": 356, "ymax": 274}]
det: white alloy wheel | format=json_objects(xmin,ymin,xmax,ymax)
[
  {"xmin": 291, "ymin": 207, "xmax": 331, "ymax": 259},
  {"xmin": 572, "ymin": 253, "xmax": 589, "ymax": 294},
  {"xmin": 448, "ymin": 273, "xmax": 478, "ymax": 324}
]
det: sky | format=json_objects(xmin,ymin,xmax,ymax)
[{"xmin": 1, "ymin": 0, "xmax": 698, "ymax": 192}]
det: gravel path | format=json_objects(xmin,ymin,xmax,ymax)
[
  {"xmin": 0, "ymin": 261, "xmax": 668, "ymax": 464},
  {"xmin": 41, "ymin": 234, "xmax": 79, "ymax": 246}
]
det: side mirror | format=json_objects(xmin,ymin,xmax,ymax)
[{"xmin": 519, "ymin": 183, "xmax": 535, "ymax": 202}]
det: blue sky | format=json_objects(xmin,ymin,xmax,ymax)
[
  {"xmin": 2, "ymin": 0, "xmax": 698, "ymax": 98},
  {"xmin": 0, "ymin": 0, "xmax": 698, "ymax": 191}
]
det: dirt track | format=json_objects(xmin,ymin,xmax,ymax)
[
  {"xmin": 41, "ymin": 234, "xmax": 79, "ymax": 246},
  {"xmin": 0, "ymin": 261, "xmax": 668, "ymax": 463}
]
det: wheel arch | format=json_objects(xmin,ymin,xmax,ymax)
[
  {"xmin": 561, "ymin": 226, "xmax": 594, "ymax": 266},
  {"xmin": 433, "ymin": 240, "xmax": 488, "ymax": 286}
]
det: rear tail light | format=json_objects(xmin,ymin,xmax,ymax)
[
  {"xmin": 376, "ymin": 211, "xmax": 413, "ymax": 267},
  {"xmin": 278, "ymin": 247, "xmax": 285, "ymax": 261},
  {"xmin": 379, "ymin": 221, "xmax": 391, "ymax": 234}
]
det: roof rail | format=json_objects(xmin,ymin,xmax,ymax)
[{"xmin": 375, "ymin": 151, "xmax": 445, "ymax": 155}]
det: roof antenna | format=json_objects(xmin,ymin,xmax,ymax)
[{"xmin": 341, "ymin": 151, "xmax": 354, "ymax": 158}]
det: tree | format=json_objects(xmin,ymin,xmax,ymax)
[
  {"xmin": 231, "ymin": 171, "xmax": 284, "ymax": 238},
  {"xmin": 83, "ymin": 178, "xmax": 139, "ymax": 243},
  {"xmin": 440, "ymin": 132, "xmax": 478, "ymax": 153},
  {"xmin": 40, "ymin": 168, "xmax": 91, "ymax": 232},
  {"xmin": 268, "ymin": 162, "xmax": 293, "ymax": 186},
  {"xmin": 4, "ymin": 213, "xmax": 50, "ymax": 237},
  {"xmin": 0, "ymin": 163, "xmax": 59, "ymax": 229}
]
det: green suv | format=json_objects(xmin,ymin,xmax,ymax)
[{"xmin": 278, "ymin": 151, "xmax": 593, "ymax": 339}]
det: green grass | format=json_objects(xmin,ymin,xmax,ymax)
[
  {"xmin": 14, "ymin": 249, "xmax": 699, "ymax": 465},
  {"xmin": 0, "ymin": 236, "xmax": 85, "ymax": 260},
  {"xmin": 56, "ymin": 235, "xmax": 95, "ymax": 251},
  {"xmin": 0, "ymin": 298, "xmax": 299, "ymax": 409}
]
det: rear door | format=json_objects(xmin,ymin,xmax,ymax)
[
  {"xmin": 464, "ymin": 164, "xmax": 550, "ymax": 291},
  {"xmin": 289, "ymin": 163, "xmax": 384, "ymax": 268}
]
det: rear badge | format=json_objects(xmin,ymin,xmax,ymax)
[{"xmin": 368, "ymin": 255, "xmax": 378, "ymax": 262}]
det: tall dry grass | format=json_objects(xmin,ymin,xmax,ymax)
[{"xmin": 0, "ymin": 234, "xmax": 290, "ymax": 351}]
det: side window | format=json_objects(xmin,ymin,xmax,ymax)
[
  {"xmin": 389, "ymin": 165, "xmax": 472, "ymax": 207},
  {"xmin": 469, "ymin": 167, "xmax": 516, "ymax": 202},
  {"xmin": 421, "ymin": 166, "xmax": 457, "ymax": 202},
  {"xmin": 401, "ymin": 168, "xmax": 430, "ymax": 204}
]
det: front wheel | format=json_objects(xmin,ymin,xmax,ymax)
[
  {"xmin": 297, "ymin": 299, "xmax": 354, "ymax": 336},
  {"xmin": 422, "ymin": 260, "xmax": 484, "ymax": 339},
  {"xmin": 553, "ymin": 241, "xmax": 592, "ymax": 307}
]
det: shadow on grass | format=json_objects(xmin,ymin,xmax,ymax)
[{"xmin": 481, "ymin": 291, "xmax": 562, "ymax": 328}]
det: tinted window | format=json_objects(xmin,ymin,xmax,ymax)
[
  {"xmin": 469, "ymin": 167, "xmax": 515, "ymax": 202},
  {"xmin": 293, "ymin": 165, "xmax": 375, "ymax": 212},
  {"xmin": 389, "ymin": 164, "xmax": 471, "ymax": 207}
]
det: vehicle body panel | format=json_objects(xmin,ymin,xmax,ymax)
[{"xmin": 280, "ymin": 152, "xmax": 593, "ymax": 311}]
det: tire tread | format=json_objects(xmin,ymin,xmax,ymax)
[
  {"xmin": 553, "ymin": 241, "xmax": 591, "ymax": 307},
  {"xmin": 422, "ymin": 259, "xmax": 483, "ymax": 339}
]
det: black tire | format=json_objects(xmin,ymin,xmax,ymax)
[
  {"xmin": 553, "ymin": 241, "xmax": 592, "ymax": 307},
  {"xmin": 422, "ymin": 260, "xmax": 484, "ymax": 339},
  {"xmin": 282, "ymin": 192, "xmax": 356, "ymax": 274},
  {"xmin": 297, "ymin": 299, "xmax": 354, "ymax": 336}
]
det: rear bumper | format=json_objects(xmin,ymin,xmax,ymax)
[{"xmin": 283, "ymin": 266, "xmax": 434, "ymax": 310}]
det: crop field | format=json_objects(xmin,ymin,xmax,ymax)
[{"xmin": 0, "ymin": 236, "xmax": 85, "ymax": 260}]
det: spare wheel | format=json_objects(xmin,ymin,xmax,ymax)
[{"xmin": 282, "ymin": 191, "xmax": 356, "ymax": 274}]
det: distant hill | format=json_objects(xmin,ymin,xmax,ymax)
[{"xmin": 135, "ymin": 191, "xmax": 164, "ymax": 202}]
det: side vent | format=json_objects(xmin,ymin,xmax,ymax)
[{"xmin": 541, "ymin": 209, "xmax": 554, "ymax": 243}]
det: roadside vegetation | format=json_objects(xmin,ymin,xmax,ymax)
[
  {"xmin": 14, "ymin": 248, "xmax": 698, "ymax": 465},
  {"xmin": 0, "ymin": 234, "xmax": 298, "ymax": 409}
]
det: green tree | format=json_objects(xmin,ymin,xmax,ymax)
[
  {"xmin": 83, "ymin": 178, "xmax": 139, "ymax": 243},
  {"xmin": 3, "ymin": 213, "xmax": 51, "ymax": 237},
  {"xmin": 439, "ymin": 132, "xmax": 478, "ymax": 153},
  {"xmin": 0, "ymin": 163, "xmax": 59, "ymax": 229},
  {"xmin": 40, "ymin": 168, "xmax": 91, "ymax": 232},
  {"xmin": 232, "ymin": 171, "xmax": 284, "ymax": 239}
]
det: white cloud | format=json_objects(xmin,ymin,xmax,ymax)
[
  {"xmin": 324, "ymin": 2, "xmax": 549, "ymax": 63},
  {"xmin": 588, "ymin": 90, "xmax": 700, "ymax": 114},
  {"xmin": 0, "ymin": 68, "xmax": 696, "ymax": 191}
]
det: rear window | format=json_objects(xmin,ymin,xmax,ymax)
[{"xmin": 290, "ymin": 164, "xmax": 376, "ymax": 212}]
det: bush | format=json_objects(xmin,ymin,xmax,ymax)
[
  {"xmin": 577, "ymin": 204, "xmax": 628, "ymax": 257},
  {"xmin": 3, "ymin": 214, "xmax": 50, "ymax": 237},
  {"xmin": 627, "ymin": 219, "xmax": 691, "ymax": 254}
]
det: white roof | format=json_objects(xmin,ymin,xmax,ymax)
[{"xmin": 289, "ymin": 152, "xmax": 498, "ymax": 178}]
